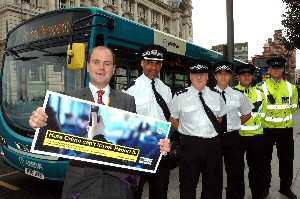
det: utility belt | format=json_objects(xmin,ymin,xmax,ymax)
[{"xmin": 218, "ymin": 130, "xmax": 239, "ymax": 137}]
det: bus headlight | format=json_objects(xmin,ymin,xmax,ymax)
[{"xmin": 0, "ymin": 134, "xmax": 7, "ymax": 147}]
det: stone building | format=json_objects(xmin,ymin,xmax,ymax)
[{"xmin": 0, "ymin": 0, "xmax": 193, "ymax": 67}]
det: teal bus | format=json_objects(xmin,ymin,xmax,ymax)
[{"xmin": 0, "ymin": 7, "xmax": 244, "ymax": 181}]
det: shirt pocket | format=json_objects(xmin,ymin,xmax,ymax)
[
  {"xmin": 135, "ymin": 96, "xmax": 150, "ymax": 114},
  {"xmin": 229, "ymin": 100, "xmax": 240, "ymax": 109},
  {"xmin": 181, "ymin": 105, "xmax": 199, "ymax": 124},
  {"xmin": 208, "ymin": 104, "xmax": 221, "ymax": 115}
]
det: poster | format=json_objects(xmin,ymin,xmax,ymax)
[{"xmin": 31, "ymin": 91, "xmax": 171, "ymax": 173}]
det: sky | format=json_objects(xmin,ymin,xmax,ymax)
[{"xmin": 192, "ymin": 0, "xmax": 300, "ymax": 69}]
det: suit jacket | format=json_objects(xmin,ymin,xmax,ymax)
[{"xmin": 64, "ymin": 87, "xmax": 137, "ymax": 173}]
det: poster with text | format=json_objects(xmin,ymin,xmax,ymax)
[{"xmin": 31, "ymin": 91, "xmax": 171, "ymax": 173}]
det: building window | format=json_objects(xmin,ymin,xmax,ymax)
[
  {"xmin": 28, "ymin": 67, "xmax": 45, "ymax": 82},
  {"xmin": 139, "ymin": 7, "xmax": 146, "ymax": 18},
  {"xmin": 59, "ymin": 0, "xmax": 66, "ymax": 8},
  {"xmin": 122, "ymin": 0, "xmax": 132, "ymax": 12},
  {"xmin": 22, "ymin": 0, "xmax": 30, "ymax": 3},
  {"xmin": 70, "ymin": 1, "xmax": 74, "ymax": 7},
  {"xmin": 151, "ymin": 12, "xmax": 158, "ymax": 23}
]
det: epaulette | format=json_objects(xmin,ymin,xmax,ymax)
[
  {"xmin": 175, "ymin": 88, "xmax": 188, "ymax": 96},
  {"xmin": 232, "ymin": 87, "xmax": 243, "ymax": 93},
  {"xmin": 209, "ymin": 87, "xmax": 219, "ymax": 93},
  {"xmin": 123, "ymin": 81, "xmax": 136, "ymax": 91},
  {"xmin": 255, "ymin": 87, "xmax": 263, "ymax": 92},
  {"xmin": 256, "ymin": 81, "xmax": 264, "ymax": 86}
]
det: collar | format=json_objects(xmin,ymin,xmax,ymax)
[
  {"xmin": 237, "ymin": 84, "xmax": 252, "ymax": 94},
  {"xmin": 270, "ymin": 77, "xmax": 283, "ymax": 84},
  {"xmin": 190, "ymin": 85, "xmax": 208, "ymax": 96},
  {"xmin": 141, "ymin": 73, "xmax": 158, "ymax": 86},
  {"xmin": 215, "ymin": 85, "xmax": 229, "ymax": 93},
  {"xmin": 89, "ymin": 82, "xmax": 110, "ymax": 98}
]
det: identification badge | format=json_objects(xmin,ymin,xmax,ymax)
[{"xmin": 282, "ymin": 97, "xmax": 289, "ymax": 103}]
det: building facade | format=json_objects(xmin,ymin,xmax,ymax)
[
  {"xmin": 253, "ymin": 29, "xmax": 297, "ymax": 82},
  {"xmin": 0, "ymin": 0, "xmax": 193, "ymax": 67},
  {"xmin": 211, "ymin": 42, "xmax": 249, "ymax": 63}
]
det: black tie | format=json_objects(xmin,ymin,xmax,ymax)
[
  {"xmin": 152, "ymin": 80, "xmax": 171, "ymax": 121},
  {"xmin": 221, "ymin": 91, "xmax": 227, "ymax": 133},
  {"xmin": 198, "ymin": 92, "xmax": 223, "ymax": 134}
]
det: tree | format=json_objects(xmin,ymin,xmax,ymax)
[{"xmin": 281, "ymin": 0, "xmax": 300, "ymax": 50}]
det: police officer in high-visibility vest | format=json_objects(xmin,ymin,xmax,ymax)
[
  {"xmin": 260, "ymin": 57, "xmax": 298, "ymax": 199},
  {"xmin": 235, "ymin": 64, "xmax": 267, "ymax": 199}
]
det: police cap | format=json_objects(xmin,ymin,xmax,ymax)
[
  {"xmin": 139, "ymin": 44, "xmax": 166, "ymax": 61},
  {"xmin": 266, "ymin": 57, "xmax": 286, "ymax": 68},
  {"xmin": 235, "ymin": 64, "xmax": 256, "ymax": 75},
  {"xmin": 213, "ymin": 61, "xmax": 234, "ymax": 74},
  {"xmin": 189, "ymin": 59, "xmax": 211, "ymax": 73}
]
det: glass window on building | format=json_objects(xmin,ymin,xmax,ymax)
[{"xmin": 59, "ymin": 0, "xmax": 66, "ymax": 8}]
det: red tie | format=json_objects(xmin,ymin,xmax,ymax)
[{"xmin": 97, "ymin": 90, "xmax": 105, "ymax": 105}]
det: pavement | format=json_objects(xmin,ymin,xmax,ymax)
[{"xmin": 142, "ymin": 109, "xmax": 300, "ymax": 199}]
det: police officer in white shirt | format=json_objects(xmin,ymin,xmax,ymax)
[
  {"xmin": 169, "ymin": 59, "xmax": 227, "ymax": 199},
  {"xmin": 123, "ymin": 44, "xmax": 172, "ymax": 199},
  {"xmin": 213, "ymin": 61, "xmax": 254, "ymax": 199}
]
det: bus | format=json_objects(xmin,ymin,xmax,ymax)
[{"xmin": 0, "ymin": 7, "xmax": 244, "ymax": 181}]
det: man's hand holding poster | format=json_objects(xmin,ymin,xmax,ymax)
[{"xmin": 31, "ymin": 91, "xmax": 171, "ymax": 173}]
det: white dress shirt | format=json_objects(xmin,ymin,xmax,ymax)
[
  {"xmin": 215, "ymin": 85, "xmax": 254, "ymax": 131},
  {"xmin": 170, "ymin": 86, "xmax": 227, "ymax": 138},
  {"xmin": 89, "ymin": 82, "xmax": 110, "ymax": 105},
  {"xmin": 123, "ymin": 74, "xmax": 172, "ymax": 121}
]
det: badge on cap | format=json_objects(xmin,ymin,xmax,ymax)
[
  {"xmin": 140, "ymin": 44, "xmax": 166, "ymax": 61},
  {"xmin": 213, "ymin": 61, "xmax": 234, "ymax": 74},
  {"xmin": 266, "ymin": 57, "xmax": 286, "ymax": 68},
  {"xmin": 189, "ymin": 59, "xmax": 211, "ymax": 73}
]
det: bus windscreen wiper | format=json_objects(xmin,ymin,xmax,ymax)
[
  {"xmin": 14, "ymin": 56, "xmax": 39, "ymax": 61},
  {"xmin": 6, "ymin": 49, "xmax": 38, "ymax": 61},
  {"xmin": 43, "ymin": 52, "xmax": 67, "ymax": 57}
]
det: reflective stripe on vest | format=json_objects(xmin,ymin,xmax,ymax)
[
  {"xmin": 267, "ymin": 104, "xmax": 294, "ymax": 109},
  {"xmin": 241, "ymin": 123, "xmax": 262, "ymax": 130},
  {"xmin": 265, "ymin": 114, "xmax": 293, "ymax": 122}
]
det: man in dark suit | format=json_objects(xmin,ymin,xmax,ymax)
[{"xmin": 29, "ymin": 46, "xmax": 171, "ymax": 199}]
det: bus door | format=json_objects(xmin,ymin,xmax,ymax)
[
  {"xmin": 162, "ymin": 54, "xmax": 191, "ymax": 96},
  {"xmin": 109, "ymin": 44, "xmax": 141, "ymax": 90}
]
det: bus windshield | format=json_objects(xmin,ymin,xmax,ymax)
[
  {"xmin": 1, "ymin": 10, "xmax": 91, "ymax": 137},
  {"xmin": 2, "ymin": 45, "xmax": 84, "ymax": 136}
]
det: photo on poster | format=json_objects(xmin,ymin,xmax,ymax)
[{"xmin": 31, "ymin": 91, "xmax": 171, "ymax": 173}]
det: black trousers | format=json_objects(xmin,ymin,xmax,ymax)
[
  {"xmin": 179, "ymin": 135, "xmax": 223, "ymax": 199},
  {"xmin": 263, "ymin": 128, "xmax": 294, "ymax": 191},
  {"xmin": 241, "ymin": 134, "xmax": 267, "ymax": 198},
  {"xmin": 134, "ymin": 155, "xmax": 171, "ymax": 199},
  {"xmin": 219, "ymin": 130, "xmax": 245, "ymax": 199},
  {"xmin": 61, "ymin": 165, "xmax": 134, "ymax": 199}
]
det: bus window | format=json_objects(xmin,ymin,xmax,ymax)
[{"xmin": 2, "ymin": 45, "xmax": 85, "ymax": 133}]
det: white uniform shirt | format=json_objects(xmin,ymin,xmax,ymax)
[
  {"xmin": 215, "ymin": 85, "xmax": 254, "ymax": 131},
  {"xmin": 89, "ymin": 82, "xmax": 110, "ymax": 104},
  {"xmin": 123, "ymin": 74, "xmax": 172, "ymax": 121},
  {"xmin": 169, "ymin": 86, "xmax": 227, "ymax": 138}
]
